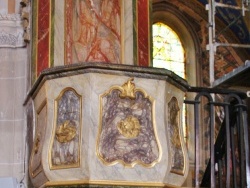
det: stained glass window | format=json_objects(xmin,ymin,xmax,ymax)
[
  {"xmin": 153, "ymin": 22, "xmax": 185, "ymax": 79},
  {"xmin": 153, "ymin": 22, "xmax": 187, "ymax": 142}
]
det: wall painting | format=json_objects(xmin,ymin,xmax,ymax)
[{"xmin": 65, "ymin": 0, "xmax": 122, "ymax": 65}]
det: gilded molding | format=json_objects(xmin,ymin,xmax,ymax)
[
  {"xmin": 49, "ymin": 87, "xmax": 82, "ymax": 170},
  {"xmin": 44, "ymin": 179, "xmax": 171, "ymax": 188},
  {"xmin": 97, "ymin": 78, "xmax": 161, "ymax": 168}
]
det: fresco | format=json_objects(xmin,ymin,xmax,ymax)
[{"xmin": 65, "ymin": 0, "xmax": 121, "ymax": 64}]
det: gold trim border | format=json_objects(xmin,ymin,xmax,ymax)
[
  {"xmin": 44, "ymin": 179, "xmax": 177, "ymax": 188},
  {"xmin": 96, "ymin": 79, "xmax": 162, "ymax": 168},
  {"xmin": 49, "ymin": 87, "xmax": 82, "ymax": 170}
]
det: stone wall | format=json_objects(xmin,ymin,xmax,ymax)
[{"xmin": 0, "ymin": 0, "xmax": 29, "ymax": 187}]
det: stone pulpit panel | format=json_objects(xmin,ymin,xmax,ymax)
[
  {"xmin": 28, "ymin": 63, "xmax": 189, "ymax": 187},
  {"xmin": 97, "ymin": 78, "xmax": 161, "ymax": 167}
]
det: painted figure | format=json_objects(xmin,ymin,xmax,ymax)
[{"xmin": 72, "ymin": 0, "xmax": 121, "ymax": 64}]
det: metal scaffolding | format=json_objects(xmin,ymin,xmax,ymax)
[{"xmin": 206, "ymin": 0, "xmax": 250, "ymax": 85}]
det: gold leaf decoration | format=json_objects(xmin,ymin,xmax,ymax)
[
  {"xmin": 117, "ymin": 116, "xmax": 141, "ymax": 138},
  {"xmin": 119, "ymin": 78, "xmax": 136, "ymax": 99},
  {"xmin": 56, "ymin": 120, "xmax": 76, "ymax": 143}
]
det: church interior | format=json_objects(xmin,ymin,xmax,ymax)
[{"xmin": 0, "ymin": 0, "xmax": 250, "ymax": 187}]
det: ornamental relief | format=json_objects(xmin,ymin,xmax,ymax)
[
  {"xmin": 50, "ymin": 88, "xmax": 82, "ymax": 169},
  {"xmin": 0, "ymin": 29, "xmax": 25, "ymax": 47},
  {"xmin": 0, "ymin": 14, "xmax": 26, "ymax": 47},
  {"xmin": 97, "ymin": 78, "xmax": 161, "ymax": 167}
]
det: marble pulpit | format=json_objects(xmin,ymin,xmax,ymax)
[{"xmin": 28, "ymin": 63, "xmax": 189, "ymax": 188}]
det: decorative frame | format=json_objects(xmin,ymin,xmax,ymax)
[
  {"xmin": 96, "ymin": 78, "xmax": 161, "ymax": 168},
  {"xmin": 49, "ymin": 87, "xmax": 82, "ymax": 170}
]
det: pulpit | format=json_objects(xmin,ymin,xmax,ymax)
[{"xmin": 28, "ymin": 63, "xmax": 189, "ymax": 187}]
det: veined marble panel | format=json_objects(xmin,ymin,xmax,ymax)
[
  {"xmin": 123, "ymin": 0, "xmax": 133, "ymax": 65},
  {"xmin": 50, "ymin": 88, "xmax": 82, "ymax": 169},
  {"xmin": 164, "ymin": 82, "xmax": 189, "ymax": 186},
  {"xmin": 97, "ymin": 79, "xmax": 161, "ymax": 167},
  {"xmin": 168, "ymin": 97, "xmax": 184, "ymax": 175},
  {"xmin": 54, "ymin": 0, "xmax": 64, "ymax": 67}
]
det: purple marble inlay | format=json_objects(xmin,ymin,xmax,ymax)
[
  {"xmin": 51, "ymin": 89, "xmax": 81, "ymax": 168},
  {"xmin": 98, "ymin": 89, "xmax": 160, "ymax": 167}
]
